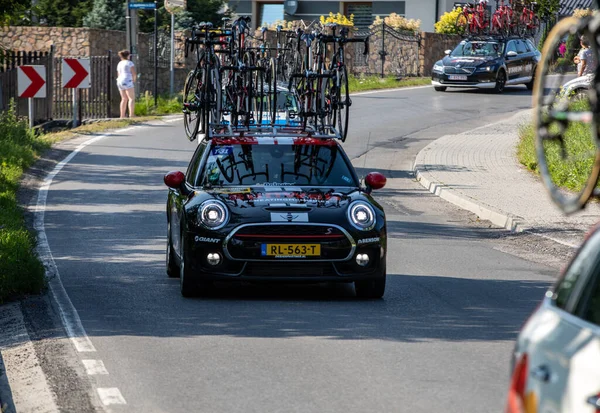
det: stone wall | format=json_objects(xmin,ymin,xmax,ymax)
[{"xmin": 419, "ymin": 32, "xmax": 460, "ymax": 76}]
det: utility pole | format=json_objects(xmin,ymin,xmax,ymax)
[{"xmin": 154, "ymin": 0, "xmax": 158, "ymax": 105}]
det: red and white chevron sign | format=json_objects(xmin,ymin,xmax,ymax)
[
  {"xmin": 62, "ymin": 58, "xmax": 91, "ymax": 88},
  {"xmin": 18, "ymin": 65, "xmax": 46, "ymax": 98}
]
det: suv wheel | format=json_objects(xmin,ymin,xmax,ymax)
[
  {"xmin": 526, "ymin": 69, "xmax": 535, "ymax": 91},
  {"xmin": 493, "ymin": 70, "xmax": 506, "ymax": 94}
]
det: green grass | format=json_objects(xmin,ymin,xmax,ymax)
[
  {"xmin": 348, "ymin": 74, "xmax": 431, "ymax": 92},
  {"xmin": 517, "ymin": 101, "xmax": 597, "ymax": 192},
  {"xmin": 135, "ymin": 92, "xmax": 183, "ymax": 117},
  {"xmin": 0, "ymin": 103, "xmax": 48, "ymax": 303}
]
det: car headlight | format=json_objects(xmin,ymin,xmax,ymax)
[
  {"xmin": 433, "ymin": 63, "xmax": 444, "ymax": 73},
  {"xmin": 347, "ymin": 201, "xmax": 376, "ymax": 231},
  {"xmin": 476, "ymin": 66, "xmax": 494, "ymax": 72},
  {"xmin": 198, "ymin": 200, "xmax": 229, "ymax": 230}
]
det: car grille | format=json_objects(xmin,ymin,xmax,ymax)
[
  {"xmin": 245, "ymin": 262, "xmax": 336, "ymax": 277},
  {"xmin": 444, "ymin": 66, "xmax": 476, "ymax": 75},
  {"xmin": 226, "ymin": 224, "xmax": 353, "ymax": 261}
]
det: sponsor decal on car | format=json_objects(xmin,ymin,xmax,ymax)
[
  {"xmin": 194, "ymin": 236, "xmax": 221, "ymax": 243},
  {"xmin": 211, "ymin": 146, "xmax": 233, "ymax": 156},
  {"xmin": 357, "ymin": 237, "xmax": 380, "ymax": 245},
  {"xmin": 508, "ymin": 63, "xmax": 533, "ymax": 75}
]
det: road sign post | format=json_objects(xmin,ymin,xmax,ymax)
[
  {"xmin": 62, "ymin": 58, "xmax": 91, "ymax": 127},
  {"xmin": 165, "ymin": 0, "xmax": 186, "ymax": 97},
  {"xmin": 17, "ymin": 65, "xmax": 47, "ymax": 128},
  {"xmin": 154, "ymin": 0, "xmax": 158, "ymax": 106}
]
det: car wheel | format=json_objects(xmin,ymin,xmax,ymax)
[
  {"xmin": 355, "ymin": 264, "xmax": 386, "ymax": 299},
  {"xmin": 166, "ymin": 221, "xmax": 180, "ymax": 278},
  {"xmin": 179, "ymin": 233, "xmax": 214, "ymax": 298},
  {"xmin": 434, "ymin": 86, "xmax": 447, "ymax": 92},
  {"xmin": 493, "ymin": 70, "xmax": 506, "ymax": 94},
  {"xmin": 526, "ymin": 69, "xmax": 535, "ymax": 91}
]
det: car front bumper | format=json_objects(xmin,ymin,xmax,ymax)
[
  {"xmin": 183, "ymin": 224, "xmax": 386, "ymax": 283},
  {"xmin": 432, "ymin": 72, "xmax": 497, "ymax": 89}
]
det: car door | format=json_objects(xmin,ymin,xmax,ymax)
[
  {"xmin": 517, "ymin": 39, "xmax": 535, "ymax": 81},
  {"xmin": 525, "ymin": 231, "xmax": 600, "ymax": 413},
  {"xmin": 505, "ymin": 40, "xmax": 523, "ymax": 81}
]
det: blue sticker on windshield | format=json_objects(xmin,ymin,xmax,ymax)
[{"xmin": 211, "ymin": 146, "xmax": 233, "ymax": 156}]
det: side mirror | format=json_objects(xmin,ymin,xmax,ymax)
[
  {"xmin": 444, "ymin": 49, "xmax": 451, "ymax": 55},
  {"xmin": 506, "ymin": 51, "xmax": 518, "ymax": 58},
  {"xmin": 365, "ymin": 172, "xmax": 386, "ymax": 193},
  {"xmin": 164, "ymin": 171, "xmax": 186, "ymax": 189}
]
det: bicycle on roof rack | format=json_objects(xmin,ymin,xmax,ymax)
[
  {"xmin": 532, "ymin": 4, "xmax": 600, "ymax": 214},
  {"xmin": 183, "ymin": 22, "xmax": 231, "ymax": 141}
]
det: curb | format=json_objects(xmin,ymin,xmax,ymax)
[
  {"xmin": 411, "ymin": 111, "xmax": 581, "ymax": 250},
  {"xmin": 413, "ymin": 158, "xmax": 528, "ymax": 233}
]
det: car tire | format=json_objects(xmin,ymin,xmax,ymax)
[
  {"xmin": 179, "ymin": 233, "xmax": 199, "ymax": 297},
  {"xmin": 526, "ymin": 69, "xmax": 535, "ymax": 91},
  {"xmin": 434, "ymin": 86, "xmax": 447, "ymax": 92},
  {"xmin": 355, "ymin": 264, "xmax": 386, "ymax": 299},
  {"xmin": 493, "ymin": 70, "xmax": 506, "ymax": 94},
  {"xmin": 166, "ymin": 221, "xmax": 180, "ymax": 278}
]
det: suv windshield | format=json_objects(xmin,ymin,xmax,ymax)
[
  {"xmin": 198, "ymin": 143, "xmax": 357, "ymax": 187},
  {"xmin": 450, "ymin": 41, "xmax": 504, "ymax": 57}
]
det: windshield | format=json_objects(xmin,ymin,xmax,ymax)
[
  {"xmin": 450, "ymin": 41, "xmax": 504, "ymax": 58},
  {"xmin": 198, "ymin": 143, "xmax": 357, "ymax": 187}
]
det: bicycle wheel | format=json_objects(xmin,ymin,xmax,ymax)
[
  {"xmin": 252, "ymin": 68, "xmax": 265, "ymax": 125},
  {"xmin": 336, "ymin": 65, "xmax": 350, "ymax": 142},
  {"xmin": 204, "ymin": 66, "xmax": 222, "ymax": 134},
  {"xmin": 455, "ymin": 12, "xmax": 469, "ymax": 36},
  {"xmin": 533, "ymin": 16, "xmax": 600, "ymax": 214},
  {"xmin": 183, "ymin": 69, "xmax": 202, "ymax": 141},
  {"xmin": 267, "ymin": 58, "xmax": 277, "ymax": 125}
]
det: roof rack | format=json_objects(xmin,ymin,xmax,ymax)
[
  {"xmin": 461, "ymin": 34, "xmax": 524, "ymax": 41},
  {"xmin": 203, "ymin": 123, "xmax": 343, "ymax": 140}
]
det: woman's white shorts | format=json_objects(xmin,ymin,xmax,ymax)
[{"xmin": 117, "ymin": 78, "xmax": 134, "ymax": 91}]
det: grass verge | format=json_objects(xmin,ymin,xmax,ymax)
[
  {"xmin": 0, "ymin": 105, "xmax": 48, "ymax": 303},
  {"xmin": 348, "ymin": 75, "xmax": 431, "ymax": 92},
  {"xmin": 517, "ymin": 102, "xmax": 596, "ymax": 192}
]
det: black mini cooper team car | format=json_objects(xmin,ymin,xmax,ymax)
[{"xmin": 164, "ymin": 132, "xmax": 387, "ymax": 298}]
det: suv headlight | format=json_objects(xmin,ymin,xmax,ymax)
[
  {"xmin": 198, "ymin": 200, "xmax": 229, "ymax": 230},
  {"xmin": 433, "ymin": 63, "xmax": 444, "ymax": 73},
  {"xmin": 347, "ymin": 201, "xmax": 376, "ymax": 231},
  {"xmin": 476, "ymin": 66, "xmax": 494, "ymax": 72}
]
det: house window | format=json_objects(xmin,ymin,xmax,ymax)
[
  {"xmin": 345, "ymin": 3, "xmax": 373, "ymax": 29},
  {"xmin": 259, "ymin": 3, "xmax": 284, "ymax": 27}
]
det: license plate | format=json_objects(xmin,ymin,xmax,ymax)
[
  {"xmin": 261, "ymin": 244, "xmax": 321, "ymax": 257},
  {"xmin": 449, "ymin": 75, "xmax": 468, "ymax": 81}
]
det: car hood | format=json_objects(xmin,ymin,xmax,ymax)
[{"xmin": 441, "ymin": 55, "xmax": 499, "ymax": 67}]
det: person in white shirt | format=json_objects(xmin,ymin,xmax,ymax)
[{"xmin": 116, "ymin": 50, "xmax": 137, "ymax": 118}]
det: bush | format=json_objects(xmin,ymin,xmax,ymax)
[
  {"xmin": 370, "ymin": 13, "xmax": 420, "ymax": 33},
  {"xmin": 553, "ymin": 57, "xmax": 575, "ymax": 73},
  {"xmin": 0, "ymin": 102, "xmax": 47, "ymax": 303},
  {"xmin": 135, "ymin": 92, "xmax": 182, "ymax": 117},
  {"xmin": 434, "ymin": 7, "xmax": 462, "ymax": 34}
]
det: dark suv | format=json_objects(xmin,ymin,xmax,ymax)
[{"xmin": 431, "ymin": 36, "xmax": 541, "ymax": 93}]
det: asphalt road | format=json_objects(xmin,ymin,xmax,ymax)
[{"xmin": 42, "ymin": 84, "xmax": 556, "ymax": 412}]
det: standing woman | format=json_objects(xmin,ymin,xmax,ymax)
[{"xmin": 116, "ymin": 50, "xmax": 136, "ymax": 118}]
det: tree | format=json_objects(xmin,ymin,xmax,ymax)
[
  {"xmin": 0, "ymin": 0, "xmax": 33, "ymax": 27},
  {"xmin": 36, "ymin": 0, "xmax": 92, "ymax": 26},
  {"xmin": 531, "ymin": 0, "xmax": 559, "ymax": 21},
  {"xmin": 434, "ymin": 7, "xmax": 462, "ymax": 35},
  {"xmin": 83, "ymin": 0, "xmax": 126, "ymax": 30}
]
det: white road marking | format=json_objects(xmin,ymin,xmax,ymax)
[
  {"xmin": 164, "ymin": 116, "xmax": 183, "ymax": 123},
  {"xmin": 97, "ymin": 388, "xmax": 127, "ymax": 405},
  {"xmin": 0, "ymin": 304, "xmax": 59, "ymax": 413},
  {"xmin": 82, "ymin": 360, "xmax": 109, "ymax": 375},
  {"xmin": 351, "ymin": 85, "xmax": 432, "ymax": 96}
]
